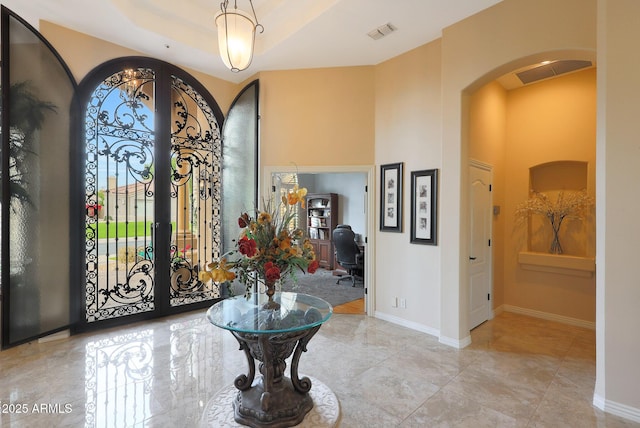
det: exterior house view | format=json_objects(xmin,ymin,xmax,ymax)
[{"xmin": 1, "ymin": 0, "xmax": 640, "ymax": 426}]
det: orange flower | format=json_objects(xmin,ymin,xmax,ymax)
[
  {"xmin": 257, "ymin": 211, "xmax": 272, "ymax": 224},
  {"xmin": 287, "ymin": 185, "xmax": 308, "ymax": 208},
  {"xmin": 279, "ymin": 236, "xmax": 292, "ymax": 251},
  {"xmin": 286, "ymin": 192, "xmax": 299, "ymax": 206}
]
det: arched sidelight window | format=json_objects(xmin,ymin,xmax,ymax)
[{"xmin": 1, "ymin": 6, "xmax": 76, "ymax": 348}]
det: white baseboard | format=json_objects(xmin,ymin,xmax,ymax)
[
  {"xmin": 593, "ymin": 393, "xmax": 640, "ymax": 423},
  {"xmin": 439, "ymin": 334, "xmax": 472, "ymax": 349},
  {"xmin": 374, "ymin": 311, "xmax": 439, "ymax": 338},
  {"xmin": 373, "ymin": 311, "xmax": 472, "ymax": 348},
  {"xmin": 492, "ymin": 304, "xmax": 504, "ymax": 317},
  {"xmin": 501, "ymin": 304, "xmax": 595, "ymax": 330}
]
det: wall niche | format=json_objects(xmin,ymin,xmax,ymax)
[{"xmin": 519, "ymin": 160, "xmax": 595, "ymax": 276}]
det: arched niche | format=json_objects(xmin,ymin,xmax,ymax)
[
  {"xmin": 530, "ymin": 160, "xmax": 588, "ymax": 192},
  {"xmin": 521, "ymin": 160, "xmax": 595, "ymax": 272}
]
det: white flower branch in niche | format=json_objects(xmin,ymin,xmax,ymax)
[{"xmin": 516, "ymin": 190, "xmax": 594, "ymax": 254}]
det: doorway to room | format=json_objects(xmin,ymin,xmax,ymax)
[
  {"xmin": 266, "ymin": 166, "xmax": 375, "ymax": 315},
  {"xmin": 465, "ymin": 56, "xmax": 597, "ymax": 331}
]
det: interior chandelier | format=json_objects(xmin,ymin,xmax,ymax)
[{"xmin": 216, "ymin": 0, "xmax": 264, "ymax": 72}]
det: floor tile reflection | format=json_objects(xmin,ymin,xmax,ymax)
[{"xmin": 0, "ymin": 311, "xmax": 638, "ymax": 427}]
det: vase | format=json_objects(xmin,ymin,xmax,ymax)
[
  {"xmin": 549, "ymin": 216, "xmax": 564, "ymax": 254},
  {"xmin": 263, "ymin": 279, "xmax": 281, "ymax": 310}
]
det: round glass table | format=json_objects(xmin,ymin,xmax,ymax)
[{"xmin": 207, "ymin": 292, "xmax": 333, "ymax": 427}]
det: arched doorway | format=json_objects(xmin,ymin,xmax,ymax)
[
  {"xmin": 74, "ymin": 57, "xmax": 226, "ymax": 331},
  {"xmin": 462, "ymin": 51, "xmax": 597, "ymax": 335}
]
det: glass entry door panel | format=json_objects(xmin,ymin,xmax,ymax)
[
  {"xmin": 85, "ymin": 68, "xmax": 157, "ymax": 322},
  {"xmin": 168, "ymin": 76, "xmax": 221, "ymax": 306}
]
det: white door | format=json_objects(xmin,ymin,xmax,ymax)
[{"xmin": 469, "ymin": 161, "xmax": 493, "ymax": 330}]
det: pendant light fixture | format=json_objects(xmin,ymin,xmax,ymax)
[{"xmin": 215, "ymin": 0, "xmax": 264, "ymax": 72}]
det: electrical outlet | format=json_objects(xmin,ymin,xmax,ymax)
[
  {"xmin": 391, "ymin": 297, "xmax": 398, "ymax": 308},
  {"xmin": 399, "ymin": 298, "xmax": 407, "ymax": 309}
]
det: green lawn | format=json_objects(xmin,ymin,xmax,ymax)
[{"xmin": 96, "ymin": 221, "xmax": 153, "ymax": 239}]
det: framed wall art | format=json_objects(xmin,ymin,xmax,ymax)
[
  {"xmin": 380, "ymin": 162, "xmax": 403, "ymax": 232},
  {"xmin": 410, "ymin": 169, "xmax": 438, "ymax": 245}
]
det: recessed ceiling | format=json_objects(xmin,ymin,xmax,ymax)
[{"xmin": 1, "ymin": 0, "xmax": 503, "ymax": 83}]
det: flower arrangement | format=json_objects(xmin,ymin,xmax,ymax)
[
  {"xmin": 515, "ymin": 189, "xmax": 594, "ymax": 254},
  {"xmin": 199, "ymin": 185, "xmax": 319, "ymax": 306}
]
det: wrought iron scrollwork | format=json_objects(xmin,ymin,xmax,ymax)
[
  {"xmin": 84, "ymin": 67, "xmax": 223, "ymax": 323},
  {"xmin": 168, "ymin": 76, "xmax": 222, "ymax": 306},
  {"xmin": 85, "ymin": 68, "xmax": 157, "ymax": 322}
]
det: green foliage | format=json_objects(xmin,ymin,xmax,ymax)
[{"xmin": 1, "ymin": 81, "xmax": 57, "ymax": 206}]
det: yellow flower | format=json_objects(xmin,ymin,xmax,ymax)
[
  {"xmin": 212, "ymin": 268, "xmax": 236, "ymax": 283},
  {"xmin": 287, "ymin": 185, "xmax": 308, "ymax": 208},
  {"xmin": 199, "ymin": 258, "xmax": 236, "ymax": 283},
  {"xmin": 296, "ymin": 185, "xmax": 307, "ymax": 198},
  {"xmin": 303, "ymin": 238, "xmax": 313, "ymax": 251}
]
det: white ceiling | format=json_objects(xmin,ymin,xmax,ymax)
[{"xmin": 1, "ymin": 0, "xmax": 503, "ymax": 83}]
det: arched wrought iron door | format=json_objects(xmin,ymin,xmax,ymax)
[{"xmin": 77, "ymin": 58, "xmax": 224, "ymax": 330}]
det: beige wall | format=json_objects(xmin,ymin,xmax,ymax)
[
  {"xmin": 374, "ymin": 41, "xmax": 443, "ymax": 332},
  {"xmin": 256, "ymin": 67, "xmax": 375, "ymax": 170},
  {"xmin": 504, "ymin": 68, "xmax": 596, "ymax": 322},
  {"xmin": 596, "ymin": 0, "xmax": 640, "ymax": 414},
  {"xmin": 40, "ymin": 21, "xmax": 239, "ymax": 113}
]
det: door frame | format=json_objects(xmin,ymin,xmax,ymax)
[
  {"xmin": 263, "ymin": 165, "xmax": 375, "ymax": 315},
  {"xmin": 468, "ymin": 159, "xmax": 494, "ymax": 328}
]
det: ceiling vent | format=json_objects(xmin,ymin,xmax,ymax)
[
  {"xmin": 367, "ymin": 23, "xmax": 397, "ymax": 40},
  {"xmin": 516, "ymin": 60, "xmax": 593, "ymax": 85}
]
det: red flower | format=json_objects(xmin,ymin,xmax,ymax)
[
  {"xmin": 265, "ymin": 264, "xmax": 281, "ymax": 282},
  {"xmin": 238, "ymin": 236, "xmax": 257, "ymax": 257},
  {"xmin": 307, "ymin": 259, "xmax": 319, "ymax": 274}
]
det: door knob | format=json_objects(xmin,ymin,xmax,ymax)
[{"xmin": 469, "ymin": 256, "xmax": 477, "ymax": 260}]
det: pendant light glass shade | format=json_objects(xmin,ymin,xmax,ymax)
[{"xmin": 216, "ymin": 7, "xmax": 257, "ymax": 72}]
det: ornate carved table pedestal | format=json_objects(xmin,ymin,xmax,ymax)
[{"xmin": 207, "ymin": 292, "xmax": 333, "ymax": 427}]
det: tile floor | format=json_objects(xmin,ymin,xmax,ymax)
[{"xmin": 0, "ymin": 310, "xmax": 638, "ymax": 427}]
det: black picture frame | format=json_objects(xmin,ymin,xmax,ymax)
[
  {"xmin": 380, "ymin": 162, "xmax": 403, "ymax": 232},
  {"xmin": 410, "ymin": 169, "xmax": 438, "ymax": 245}
]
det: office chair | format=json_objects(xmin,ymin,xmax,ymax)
[{"xmin": 332, "ymin": 225, "xmax": 364, "ymax": 286}]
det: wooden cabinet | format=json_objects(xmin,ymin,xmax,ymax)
[{"xmin": 306, "ymin": 193, "xmax": 338, "ymax": 269}]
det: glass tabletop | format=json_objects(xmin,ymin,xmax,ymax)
[{"xmin": 207, "ymin": 292, "xmax": 333, "ymax": 334}]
